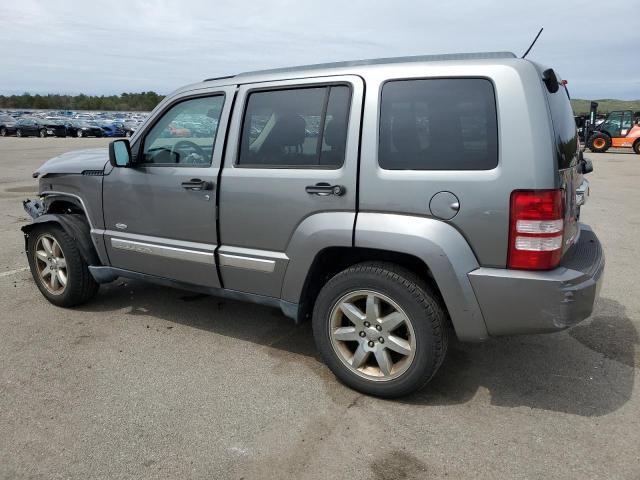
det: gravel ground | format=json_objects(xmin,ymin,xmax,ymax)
[{"xmin": 0, "ymin": 137, "xmax": 638, "ymax": 480}]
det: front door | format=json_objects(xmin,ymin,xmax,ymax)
[
  {"xmin": 218, "ymin": 76, "xmax": 363, "ymax": 297},
  {"xmin": 102, "ymin": 89, "xmax": 233, "ymax": 288}
]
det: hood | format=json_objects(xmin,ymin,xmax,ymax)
[{"xmin": 33, "ymin": 148, "xmax": 109, "ymax": 178}]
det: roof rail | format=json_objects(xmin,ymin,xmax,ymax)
[
  {"xmin": 203, "ymin": 51, "xmax": 517, "ymax": 83},
  {"xmin": 235, "ymin": 51, "xmax": 517, "ymax": 78},
  {"xmin": 203, "ymin": 75, "xmax": 236, "ymax": 82}
]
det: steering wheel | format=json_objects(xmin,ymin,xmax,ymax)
[{"xmin": 171, "ymin": 140, "xmax": 206, "ymax": 164}]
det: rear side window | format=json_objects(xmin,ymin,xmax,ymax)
[
  {"xmin": 238, "ymin": 85, "xmax": 351, "ymax": 168},
  {"xmin": 546, "ymin": 84, "xmax": 579, "ymax": 169},
  {"xmin": 379, "ymin": 78, "xmax": 498, "ymax": 170}
]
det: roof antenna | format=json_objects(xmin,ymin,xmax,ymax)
[{"xmin": 521, "ymin": 27, "xmax": 543, "ymax": 59}]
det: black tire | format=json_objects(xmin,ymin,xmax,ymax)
[
  {"xmin": 587, "ymin": 132, "xmax": 611, "ymax": 153},
  {"xmin": 312, "ymin": 261, "xmax": 448, "ymax": 398},
  {"xmin": 39, "ymin": 129, "xmax": 47, "ymax": 138},
  {"xmin": 16, "ymin": 129, "xmax": 22, "ymax": 137},
  {"xmin": 0, "ymin": 128, "xmax": 6, "ymax": 137},
  {"xmin": 26, "ymin": 224, "xmax": 99, "ymax": 307},
  {"xmin": 633, "ymin": 140, "xmax": 640, "ymax": 155}
]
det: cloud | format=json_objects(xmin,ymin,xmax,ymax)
[{"xmin": 0, "ymin": 0, "xmax": 638, "ymax": 99}]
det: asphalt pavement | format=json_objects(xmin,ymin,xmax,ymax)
[{"xmin": 0, "ymin": 138, "xmax": 638, "ymax": 479}]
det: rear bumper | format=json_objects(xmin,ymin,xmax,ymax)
[{"xmin": 468, "ymin": 224, "xmax": 604, "ymax": 336}]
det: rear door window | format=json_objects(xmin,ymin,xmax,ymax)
[
  {"xmin": 379, "ymin": 78, "xmax": 498, "ymax": 170},
  {"xmin": 238, "ymin": 85, "xmax": 351, "ymax": 168}
]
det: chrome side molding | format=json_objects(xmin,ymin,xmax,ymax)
[{"xmin": 111, "ymin": 238, "xmax": 215, "ymax": 265}]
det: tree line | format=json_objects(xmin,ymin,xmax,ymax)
[
  {"xmin": 0, "ymin": 92, "xmax": 165, "ymax": 112},
  {"xmin": 1, "ymin": 92, "xmax": 638, "ymax": 115}
]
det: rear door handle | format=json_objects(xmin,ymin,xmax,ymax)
[
  {"xmin": 305, "ymin": 183, "xmax": 346, "ymax": 196},
  {"xmin": 181, "ymin": 179, "xmax": 213, "ymax": 191}
]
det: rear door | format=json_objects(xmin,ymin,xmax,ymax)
[{"xmin": 218, "ymin": 76, "xmax": 363, "ymax": 297}]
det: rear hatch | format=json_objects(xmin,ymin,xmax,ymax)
[{"xmin": 544, "ymin": 75, "xmax": 582, "ymax": 255}]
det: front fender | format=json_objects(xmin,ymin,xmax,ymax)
[
  {"xmin": 21, "ymin": 214, "xmax": 101, "ymax": 266},
  {"xmin": 355, "ymin": 213, "xmax": 488, "ymax": 342}
]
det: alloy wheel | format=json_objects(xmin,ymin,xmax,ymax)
[
  {"xmin": 328, "ymin": 290, "xmax": 416, "ymax": 381},
  {"xmin": 34, "ymin": 234, "xmax": 68, "ymax": 295}
]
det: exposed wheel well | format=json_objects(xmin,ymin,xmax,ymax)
[
  {"xmin": 46, "ymin": 199, "xmax": 85, "ymax": 216},
  {"xmin": 297, "ymin": 246, "xmax": 447, "ymax": 323}
]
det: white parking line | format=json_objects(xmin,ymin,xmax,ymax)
[{"xmin": 0, "ymin": 267, "xmax": 29, "ymax": 278}]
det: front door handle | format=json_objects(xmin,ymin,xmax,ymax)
[
  {"xmin": 305, "ymin": 183, "xmax": 346, "ymax": 196},
  {"xmin": 181, "ymin": 179, "xmax": 213, "ymax": 191}
]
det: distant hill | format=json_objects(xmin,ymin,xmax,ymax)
[{"xmin": 571, "ymin": 99, "xmax": 640, "ymax": 115}]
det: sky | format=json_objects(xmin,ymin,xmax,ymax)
[{"xmin": 0, "ymin": 0, "xmax": 638, "ymax": 100}]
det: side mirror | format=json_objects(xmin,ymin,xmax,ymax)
[{"xmin": 109, "ymin": 139, "xmax": 132, "ymax": 167}]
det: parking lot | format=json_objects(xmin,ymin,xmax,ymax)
[{"xmin": 0, "ymin": 137, "xmax": 638, "ymax": 479}]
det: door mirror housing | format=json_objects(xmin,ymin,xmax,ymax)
[{"xmin": 109, "ymin": 139, "xmax": 132, "ymax": 167}]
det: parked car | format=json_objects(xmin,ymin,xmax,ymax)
[
  {"xmin": 96, "ymin": 121, "xmax": 126, "ymax": 137},
  {"xmin": 21, "ymin": 51, "xmax": 603, "ymax": 398},
  {"xmin": 15, "ymin": 117, "xmax": 66, "ymax": 137},
  {"xmin": 0, "ymin": 114, "xmax": 18, "ymax": 136},
  {"xmin": 65, "ymin": 120, "xmax": 105, "ymax": 138}
]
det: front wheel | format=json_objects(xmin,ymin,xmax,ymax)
[
  {"xmin": 39, "ymin": 129, "xmax": 47, "ymax": 138},
  {"xmin": 633, "ymin": 140, "xmax": 640, "ymax": 155},
  {"xmin": 16, "ymin": 129, "xmax": 22, "ymax": 137},
  {"xmin": 312, "ymin": 262, "xmax": 448, "ymax": 398},
  {"xmin": 26, "ymin": 224, "xmax": 99, "ymax": 307},
  {"xmin": 76, "ymin": 129, "xmax": 83, "ymax": 138},
  {"xmin": 0, "ymin": 128, "xmax": 6, "ymax": 137}
]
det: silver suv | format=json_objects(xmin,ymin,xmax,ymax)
[{"xmin": 22, "ymin": 52, "xmax": 604, "ymax": 398}]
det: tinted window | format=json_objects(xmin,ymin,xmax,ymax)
[
  {"xmin": 379, "ymin": 79, "xmax": 498, "ymax": 170},
  {"xmin": 546, "ymin": 84, "xmax": 579, "ymax": 169},
  {"xmin": 142, "ymin": 95, "xmax": 224, "ymax": 166},
  {"xmin": 238, "ymin": 85, "xmax": 351, "ymax": 168}
]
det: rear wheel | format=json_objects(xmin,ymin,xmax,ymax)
[
  {"xmin": 633, "ymin": 140, "xmax": 640, "ymax": 155},
  {"xmin": 312, "ymin": 262, "xmax": 448, "ymax": 398},
  {"xmin": 16, "ymin": 129, "xmax": 22, "ymax": 137},
  {"xmin": 39, "ymin": 129, "xmax": 47, "ymax": 138},
  {"xmin": 0, "ymin": 128, "xmax": 6, "ymax": 137},
  {"xmin": 588, "ymin": 132, "xmax": 611, "ymax": 153},
  {"xmin": 77, "ymin": 130, "xmax": 83, "ymax": 138},
  {"xmin": 26, "ymin": 224, "xmax": 99, "ymax": 307}
]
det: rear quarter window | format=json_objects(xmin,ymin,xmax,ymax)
[
  {"xmin": 379, "ymin": 78, "xmax": 498, "ymax": 170},
  {"xmin": 546, "ymin": 84, "xmax": 579, "ymax": 170}
]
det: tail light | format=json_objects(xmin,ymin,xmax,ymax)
[{"xmin": 508, "ymin": 189, "xmax": 565, "ymax": 270}]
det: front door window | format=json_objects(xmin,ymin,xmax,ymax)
[{"xmin": 142, "ymin": 96, "xmax": 224, "ymax": 166}]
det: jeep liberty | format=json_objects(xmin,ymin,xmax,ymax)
[{"xmin": 22, "ymin": 52, "xmax": 604, "ymax": 398}]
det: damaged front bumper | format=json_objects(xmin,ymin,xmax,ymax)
[{"xmin": 468, "ymin": 224, "xmax": 604, "ymax": 336}]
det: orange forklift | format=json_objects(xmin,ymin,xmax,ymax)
[{"xmin": 586, "ymin": 103, "xmax": 640, "ymax": 154}]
